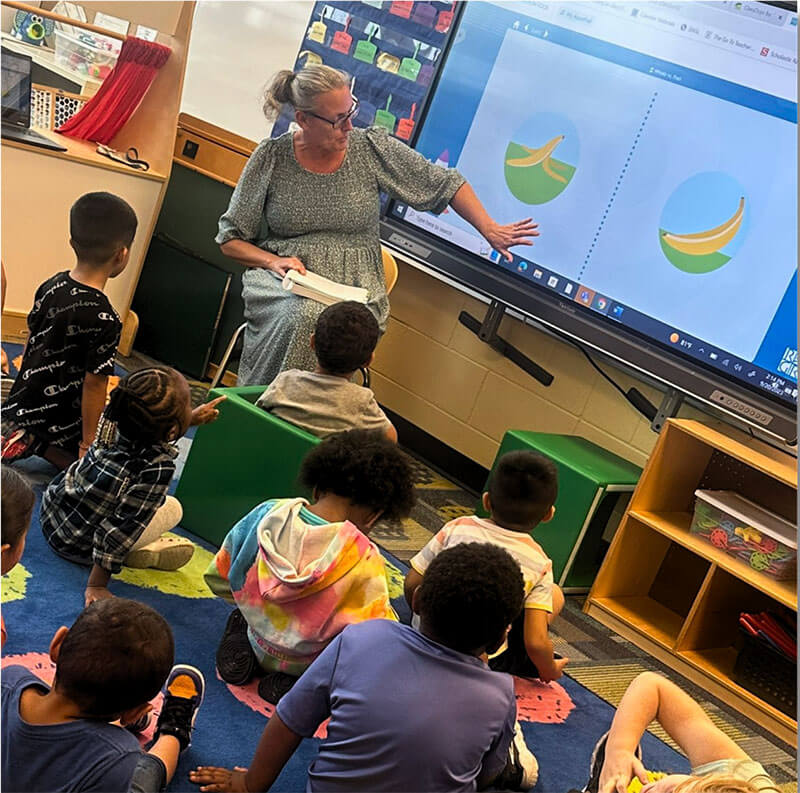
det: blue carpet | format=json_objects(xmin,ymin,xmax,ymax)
[{"xmin": 2, "ymin": 436, "xmax": 689, "ymax": 792}]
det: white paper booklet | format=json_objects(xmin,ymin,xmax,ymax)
[{"xmin": 280, "ymin": 269, "xmax": 369, "ymax": 306}]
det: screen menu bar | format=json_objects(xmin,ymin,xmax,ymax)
[{"xmin": 390, "ymin": 203, "xmax": 797, "ymax": 405}]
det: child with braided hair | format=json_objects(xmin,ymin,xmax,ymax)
[{"xmin": 41, "ymin": 366, "xmax": 224, "ymax": 606}]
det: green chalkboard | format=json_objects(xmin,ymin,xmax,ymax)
[{"xmin": 132, "ymin": 235, "xmax": 231, "ymax": 379}]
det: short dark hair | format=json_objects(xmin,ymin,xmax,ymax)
[
  {"xmin": 488, "ymin": 450, "xmax": 558, "ymax": 528},
  {"xmin": 103, "ymin": 367, "xmax": 188, "ymax": 446},
  {"xmin": 54, "ymin": 599, "xmax": 174, "ymax": 717},
  {"xmin": 69, "ymin": 192, "xmax": 138, "ymax": 266},
  {"xmin": 1, "ymin": 466, "xmax": 34, "ymax": 548},
  {"xmin": 418, "ymin": 543, "xmax": 524, "ymax": 654},
  {"xmin": 314, "ymin": 301, "xmax": 379, "ymax": 375},
  {"xmin": 299, "ymin": 429, "xmax": 415, "ymax": 521}
]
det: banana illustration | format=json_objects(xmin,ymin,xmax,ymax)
[
  {"xmin": 506, "ymin": 135, "xmax": 565, "ymax": 167},
  {"xmin": 506, "ymin": 135, "xmax": 569, "ymax": 184},
  {"xmin": 661, "ymin": 197, "xmax": 745, "ymax": 256}
]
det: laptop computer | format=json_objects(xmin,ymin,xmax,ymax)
[{"xmin": 1, "ymin": 47, "xmax": 68, "ymax": 152}]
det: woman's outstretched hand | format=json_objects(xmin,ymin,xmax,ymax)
[
  {"xmin": 483, "ymin": 218, "xmax": 539, "ymax": 262},
  {"xmin": 265, "ymin": 257, "xmax": 307, "ymax": 277}
]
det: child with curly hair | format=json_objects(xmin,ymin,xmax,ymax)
[
  {"xmin": 205, "ymin": 429, "xmax": 415, "ymax": 704},
  {"xmin": 41, "ymin": 366, "xmax": 224, "ymax": 606},
  {"xmin": 191, "ymin": 543, "xmax": 529, "ymax": 793}
]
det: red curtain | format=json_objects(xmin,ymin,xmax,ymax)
[{"xmin": 57, "ymin": 37, "xmax": 171, "ymax": 144}]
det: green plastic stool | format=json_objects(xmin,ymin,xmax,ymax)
[
  {"xmin": 175, "ymin": 386, "xmax": 320, "ymax": 547},
  {"xmin": 481, "ymin": 431, "xmax": 642, "ymax": 592}
]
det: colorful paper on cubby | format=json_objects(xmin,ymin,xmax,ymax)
[
  {"xmin": 353, "ymin": 23, "xmax": 378, "ymax": 63},
  {"xmin": 331, "ymin": 16, "xmax": 353, "ymax": 54},
  {"xmin": 389, "ymin": 1, "xmax": 413, "ymax": 19},
  {"xmin": 308, "ymin": 11, "xmax": 327, "ymax": 43},
  {"xmin": 417, "ymin": 61, "xmax": 435, "ymax": 86},
  {"xmin": 398, "ymin": 41, "xmax": 422, "ymax": 81},
  {"xmin": 374, "ymin": 95, "xmax": 396, "ymax": 132},
  {"xmin": 376, "ymin": 51, "xmax": 400, "ymax": 73},
  {"xmin": 436, "ymin": 1, "xmax": 456, "ymax": 32},
  {"xmin": 411, "ymin": 2, "xmax": 437, "ymax": 27},
  {"xmin": 396, "ymin": 102, "xmax": 416, "ymax": 140},
  {"xmin": 298, "ymin": 49, "xmax": 323, "ymax": 66}
]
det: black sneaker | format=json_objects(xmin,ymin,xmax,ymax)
[
  {"xmin": 153, "ymin": 664, "xmax": 205, "ymax": 752},
  {"xmin": 257, "ymin": 671, "xmax": 299, "ymax": 705},
  {"xmin": 493, "ymin": 721, "xmax": 538, "ymax": 791},
  {"xmin": 123, "ymin": 710, "xmax": 151, "ymax": 734},
  {"xmin": 584, "ymin": 731, "xmax": 643, "ymax": 793},
  {"xmin": 216, "ymin": 609, "xmax": 258, "ymax": 686}
]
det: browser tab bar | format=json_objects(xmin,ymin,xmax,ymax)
[{"xmin": 710, "ymin": 1, "xmax": 790, "ymax": 27}]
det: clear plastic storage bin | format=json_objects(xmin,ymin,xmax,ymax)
[
  {"xmin": 690, "ymin": 489, "xmax": 796, "ymax": 580},
  {"xmin": 54, "ymin": 28, "xmax": 120, "ymax": 81}
]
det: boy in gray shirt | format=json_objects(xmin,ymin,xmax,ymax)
[{"xmin": 257, "ymin": 301, "xmax": 397, "ymax": 441}]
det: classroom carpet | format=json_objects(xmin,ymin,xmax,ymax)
[
  {"xmin": 1, "ymin": 455, "xmax": 691, "ymax": 793},
  {"xmin": 0, "ymin": 341, "xmax": 794, "ymax": 791}
]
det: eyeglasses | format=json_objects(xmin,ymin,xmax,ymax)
[{"xmin": 305, "ymin": 98, "xmax": 359, "ymax": 129}]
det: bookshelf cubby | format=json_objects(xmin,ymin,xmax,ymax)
[{"xmin": 585, "ymin": 419, "xmax": 797, "ymax": 745}]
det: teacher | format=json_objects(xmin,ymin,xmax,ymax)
[{"xmin": 217, "ymin": 65, "xmax": 538, "ymax": 386}]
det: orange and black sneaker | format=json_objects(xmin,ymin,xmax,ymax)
[{"xmin": 153, "ymin": 664, "xmax": 205, "ymax": 752}]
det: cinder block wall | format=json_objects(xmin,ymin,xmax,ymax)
[{"xmin": 371, "ymin": 258, "xmax": 713, "ymax": 469}]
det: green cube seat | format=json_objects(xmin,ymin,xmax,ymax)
[
  {"xmin": 175, "ymin": 385, "xmax": 320, "ymax": 547},
  {"xmin": 481, "ymin": 431, "xmax": 642, "ymax": 591}
]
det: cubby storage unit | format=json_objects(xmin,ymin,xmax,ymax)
[{"xmin": 585, "ymin": 419, "xmax": 797, "ymax": 744}]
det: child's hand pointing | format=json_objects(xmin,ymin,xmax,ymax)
[{"xmin": 190, "ymin": 395, "xmax": 226, "ymax": 426}]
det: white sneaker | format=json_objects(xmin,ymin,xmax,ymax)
[
  {"xmin": 124, "ymin": 536, "xmax": 194, "ymax": 570},
  {"xmin": 496, "ymin": 720, "xmax": 538, "ymax": 790}
]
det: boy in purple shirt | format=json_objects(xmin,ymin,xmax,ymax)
[{"xmin": 191, "ymin": 543, "xmax": 533, "ymax": 792}]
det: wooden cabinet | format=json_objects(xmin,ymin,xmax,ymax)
[{"xmin": 585, "ymin": 419, "xmax": 797, "ymax": 744}]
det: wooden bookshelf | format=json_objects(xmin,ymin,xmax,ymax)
[{"xmin": 585, "ymin": 419, "xmax": 797, "ymax": 746}]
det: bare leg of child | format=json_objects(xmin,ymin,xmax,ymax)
[{"xmin": 124, "ymin": 497, "xmax": 193, "ymax": 571}]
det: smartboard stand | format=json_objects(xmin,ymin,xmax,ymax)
[{"xmin": 458, "ymin": 300, "xmax": 554, "ymax": 387}]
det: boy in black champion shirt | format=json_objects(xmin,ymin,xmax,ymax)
[{"xmin": 2, "ymin": 193, "xmax": 137, "ymax": 469}]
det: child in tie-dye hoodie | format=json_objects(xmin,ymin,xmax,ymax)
[{"xmin": 205, "ymin": 429, "xmax": 415, "ymax": 704}]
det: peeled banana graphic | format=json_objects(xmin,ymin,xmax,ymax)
[
  {"xmin": 661, "ymin": 197, "xmax": 745, "ymax": 256},
  {"xmin": 506, "ymin": 135, "xmax": 565, "ymax": 167}
]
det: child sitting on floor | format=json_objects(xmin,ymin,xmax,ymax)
[
  {"xmin": 1, "ymin": 465, "xmax": 35, "ymax": 649},
  {"xmin": 41, "ymin": 366, "xmax": 224, "ymax": 606},
  {"xmin": 2, "ymin": 192, "xmax": 137, "ymax": 470},
  {"xmin": 405, "ymin": 449, "xmax": 568, "ymax": 682},
  {"xmin": 2, "ymin": 598, "xmax": 205, "ymax": 793},
  {"xmin": 191, "ymin": 543, "xmax": 536, "ymax": 793},
  {"xmin": 256, "ymin": 301, "xmax": 397, "ymax": 441},
  {"xmin": 588, "ymin": 672, "xmax": 777, "ymax": 793},
  {"xmin": 205, "ymin": 429, "xmax": 415, "ymax": 704}
]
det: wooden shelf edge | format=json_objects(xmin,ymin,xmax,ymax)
[
  {"xmin": 585, "ymin": 601, "xmax": 797, "ymax": 746},
  {"xmin": 628, "ymin": 509, "xmax": 797, "ymax": 610},
  {"xmin": 670, "ymin": 419, "xmax": 798, "ymax": 488}
]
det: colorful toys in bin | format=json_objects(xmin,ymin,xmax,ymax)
[
  {"xmin": 11, "ymin": 11, "xmax": 54, "ymax": 45},
  {"xmin": 690, "ymin": 490, "xmax": 797, "ymax": 580}
]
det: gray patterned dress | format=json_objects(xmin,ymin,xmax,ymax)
[{"xmin": 216, "ymin": 126, "xmax": 465, "ymax": 386}]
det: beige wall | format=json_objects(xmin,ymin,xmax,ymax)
[
  {"xmin": 372, "ymin": 257, "xmax": 715, "ymax": 470},
  {"xmin": 1, "ymin": 144, "xmax": 162, "ymax": 319}
]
